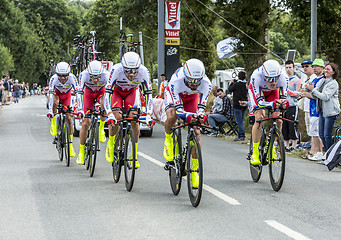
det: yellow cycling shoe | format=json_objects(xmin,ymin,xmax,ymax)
[
  {"xmin": 76, "ymin": 152, "xmax": 85, "ymax": 165},
  {"xmin": 105, "ymin": 144, "xmax": 114, "ymax": 163},
  {"xmin": 69, "ymin": 144, "xmax": 76, "ymax": 157},
  {"xmin": 250, "ymin": 154, "xmax": 261, "ymax": 165},
  {"xmin": 129, "ymin": 160, "xmax": 140, "ymax": 169},
  {"xmin": 99, "ymin": 129, "xmax": 106, "ymax": 143},
  {"xmin": 163, "ymin": 139, "xmax": 174, "ymax": 162},
  {"xmin": 50, "ymin": 116, "xmax": 57, "ymax": 136}
]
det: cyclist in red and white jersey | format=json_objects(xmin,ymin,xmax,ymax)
[
  {"xmin": 47, "ymin": 62, "xmax": 79, "ymax": 157},
  {"xmin": 104, "ymin": 52, "xmax": 153, "ymax": 168},
  {"xmin": 76, "ymin": 60, "xmax": 109, "ymax": 165},
  {"xmin": 248, "ymin": 59, "xmax": 289, "ymax": 165},
  {"xmin": 163, "ymin": 59, "xmax": 211, "ymax": 188}
]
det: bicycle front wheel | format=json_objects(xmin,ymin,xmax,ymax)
[
  {"xmin": 169, "ymin": 129, "xmax": 182, "ymax": 195},
  {"xmin": 268, "ymin": 128, "xmax": 286, "ymax": 191},
  {"xmin": 64, "ymin": 118, "xmax": 70, "ymax": 167},
  {"xmin": 112, "ymin": 128, "xmax": 123, "ymax": 183},
  {"xmin": 56, "ymin": 115, "xmax": 63, "ymax": 161},
  {"xmin": 124, "ymin": 127, "xmax": 136, "ymax": 191},
  {"xmin": 89, "ymin": 120, "xmax": 99, "ymax": 177},
  {"xmin": 186, "ymin": 134, "xmax": 203, "ymax": 207}
]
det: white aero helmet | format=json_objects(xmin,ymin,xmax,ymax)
[
  {"xmin": 87, "ymin": 60, "xmax": 104, "ymax": 77},
  {"xmin": 262, "ymin": 59, "xmax": 282, "ymax": 82},
  {"xmin": 56, "ymin": 62, "xmax": 70, "ymax": 76},
  {"xmin": 183, "ymin": 59, "xmax": 205, "ymax": 83},
  {"xmin": 121, "ymin": 52, "xmax": 141, "ymax": 74}
]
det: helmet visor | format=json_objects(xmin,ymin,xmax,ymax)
[
  {"xmin": 186, "ymin": 76, "xmax": 202, "ymax": 84},
  {"xmin": 264, "ymin": 75, "xmax": 279, "ymax": 83},
  {"xmin": 124, "ymin": 67, "xmax": 139, "ymax": 74}
]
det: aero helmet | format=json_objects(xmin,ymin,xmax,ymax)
[
  {"xmin": 55, "ymin": 62, "xmax": 71, "ymax": 76},
  {"xmin": 121, "ymin": 52, "xmax": 141, "ymax": 74},
  {"xmin": 87, "ymin": 60, "xmax": 104, "ymax": 77},
  {"xmin": 262, "ymin": 59, "xmax": 282, "ymax": 82},
  {"xmin": 183, "ymin": 59, "xmax": 205, "ymax": 83}
]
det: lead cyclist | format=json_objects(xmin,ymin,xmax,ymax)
[{"xmin": 248, "ymin": 59, "xmax": 289, "ymax": 165}]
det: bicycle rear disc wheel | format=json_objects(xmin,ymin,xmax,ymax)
[
  {"xmin": 64, "ymin": 120, "xmax": 70, "ymax": 167},
  {"xmin": 124, "ymin": 127, "xmax": 136, "ymax": 191},
  {"xmin": 112, "ymin": 129, "xmax": 123, "ymax": 183},
  {"xmin": 269, "ymin": 128, "xmax": 286, "ymax": 191},
  {"xmin": 169, "ymin": 130, "xmax": 182, "ymax": 195},
  {"xmin": 186, "ymin": 135, "xmax": 203, "ymax": 207},
  {"xmin": 249, "ymin": 133, "xmax": 262, "ymax": 182}
]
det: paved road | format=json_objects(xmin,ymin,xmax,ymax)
[{"xmin": 0, "ymin": 96, "xmax": 340, "ymax": 240}]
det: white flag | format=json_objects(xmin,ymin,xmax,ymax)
[{"xmin": 216, "ymin": 37, "xmax": 239, "ymax": 59}]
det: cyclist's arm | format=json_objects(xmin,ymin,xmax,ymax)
[
  {"xmin": 140, "ymin": 67, "xmax": 153, "ymax": 116},
  {"xmin": 196, "ymin": 81, "xmax": 211, "ymax": 116},
  {"xmin": 104, "ymin": 68, "xmax": 117, "ymax": 115},
  {"xmin": 76, "ymin": 72, "xmax": 86, "ymax": 112}
]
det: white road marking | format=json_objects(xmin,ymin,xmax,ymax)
[
  {"xmin": 265, "ymin": 220, "xmax": 311, "ymax": 240},
  {"xmin": 138, "ymin": 151, "xmax": 241, "ymax": 205}
]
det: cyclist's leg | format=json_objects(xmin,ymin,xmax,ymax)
[
  {"xmin": 97, "ymin": 88, "xmax": 107, "ymax": 142},
  {"xmin": 50, "ymin": 94, "xmax": 59, "ymax": 136},
  {"xmin": 164, "ymin": 107, "xmax": 178, "ymax": 161},
  {"xmin": 251, "ymin": 109, "xmax": 265, "ymax": 165},
  {"xmin": 124, "ymin": 87, "xmax": 141, "ymax": 168},
  {"xmin": 60, "ymin": 90, "xmax": 75, "ymax": 157}
]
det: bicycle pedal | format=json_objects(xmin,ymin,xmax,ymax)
[{"xmin": 164, "ymin": 161, "xmax": 174, "ymax": 171}]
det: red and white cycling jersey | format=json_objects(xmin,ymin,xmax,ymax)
[
  {"xmin": 164, "ymin": 67, "xmax": 211, "ymax": 116},
  {"xmin": 104, "ymin": 63, "xmax": 152, "ymax": 114},
  {"xmin": 248, "ymin": 67, "xmax": 288, "ymax": 111},
  {"xmin": 78, "ymin": 69, "xmax": 109, "ymax": 112},
  {"xmin": 48, "ymin": 73, "xmax": 79, "ymax": 113}
]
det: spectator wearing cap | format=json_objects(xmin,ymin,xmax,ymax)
[
  {"xmin": 228, "ymin": 71, "xmax": 248, "ymax": 141},
  {"xmin": 282, "ymin": 60, "xmax": 301, "ymax": 151},
  {"xmin": 156, "ymin": 74, "xmax": 168, "ymax": 99},
  {"xmin": 306, "ymin": 63, "xmax": 340, "ymax": 152},
  {"xmin": 12, "ymin": 80, "xmax": 21, "ymax": 103},
  {"xmin": 301, "ymin": 59, "xmax": 324, "ymax": 160}
]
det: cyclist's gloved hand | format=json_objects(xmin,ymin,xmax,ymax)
[
  {"xmin": 107, "ymin": 113, "xmax": 117, "ymax": 125},
  {"xmin": 201, "ymin": 114, "xmax": 208, "ymax": 123},
  {"xmin": 272, "ymin": 99, "xmax": 279, "ymax": 109},
  {"xmin": 150, "ymin": 120, "xmax": 156, "ymax": 127},
  {"xmin": 279, "ymin": 100, "xmax": 289, "ymax": 110},
  {"xmin": 47, "ymin": 112, "xmax": 54, "ymax": 119},
  {"xmin": 186, "ymin": 113, "xmax": 195, "ymax": 123},
  {"xmin": 145, "ymin": 115, "xmax": 154, "ymax": 127},
  {"xmin": 77, "ymin": 110, "xmax": 84, "ymax": 119}
]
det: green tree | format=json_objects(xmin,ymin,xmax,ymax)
[
  {"xmin": 181, "ymin": 0, "xmax": 217, "ymax": 80},
  {"xmin": 84, "ymin": 0, "xmax": 120, "ymax": 62},
  {"xmin": 283, "ymin": 0, "xmax": 341, "ymax": 68},
  {"xmin": 0, "ymin": 0, "xmax": 46, "ymax": 83},
  {"xmin": 0, "ymin": 44, "xmax": 15, "ymax": 75},
  {"xmin": 215, "ymin": 0, "xmax": 271, "ymax": 76}
]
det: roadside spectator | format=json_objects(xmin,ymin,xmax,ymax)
[
  {"xmin": 0, "ymin": 77, "xmax": 4, "ymax": 107},
  {"xmin": 156, "ymin": 74, "xmax": 168, "ymax": 99},
  {"xmin": 301, "ymin": 59, "xmax": 324, "ymax": 161},
  {"xmin": 12, "ymin": 80, "xmax": 21, "ymax": 103},
  {"xmin": 307, "ymin": 63, "xmax": 340, "ymax": 152},
  {"xmin": 206, "ymin": 86, "xmax": 223, "ymax": 115},
  {"xmin": 228, "ymin": 71, "xmax": 248, "ymax": 141},
  {"xmin": 207, "ymin": 88, "xmax": 233, "ymax": 136},
  {"xmin": 2, "ymin": 76, "xmax": 9, "ymax": 105},
  {"xmin": 282, "ymin": 60, "xmax": 301, "ymax": 151}
]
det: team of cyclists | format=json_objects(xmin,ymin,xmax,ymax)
[{"xmin": 47, "ymin": 53, "xmax": 289, "ymax": 176}]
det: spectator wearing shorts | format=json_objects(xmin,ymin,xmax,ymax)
[{"xmin": 301, "ymin": 59, "xmax": 324, "ymax": 160}]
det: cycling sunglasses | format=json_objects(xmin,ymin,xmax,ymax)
[
  {"xmin": 124, "ymin": 68, "xmax": 139, "ymax": 74},
  {"xmin": 186, "ymin": 77, "xmax": 202, "ymax": 84},
  {"xmin": 90, "ymin": 74, "xmax": 101, "ymax": 79},
  {"xmin": 264, "ymin": 75, "xmax": 279, "ymax": 83},
  {"xmin": 57, "ymin": 73, "xmax": 69, "ymax": 78}
]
